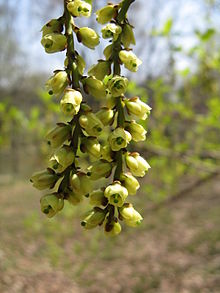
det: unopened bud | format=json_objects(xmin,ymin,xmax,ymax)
[
  {"xmin": 70, "ymin": 172, "xmax": 93, "ymax": 196},
  {"xmin": 96, "ymin": 107, "xmax": 114, "ymax": 126},
  {"xmin": 81, "ymin": 208, "xmax": 106, "ymax": 229},
  {"xmin": 30, "ymin": 169, "xmax": 58, "ymax": 190},
  {"xmin": 46, "ymin": 124, "xmax": 71, "ymax": 148},
  {"xmin": 121, "ymin": 24, "xmax": 136, "ymax": 48},
  {"xmin": 41, "ymin": 33, "xmax": 67, "ymax": 53},
  {"xmin": 101, "ymin": 144, "xmax": 114, "ymax": 162},
  {"xmin": 41, "ymin": 19, "xmax": 63, "ymax": 37},
  {"xmin": 83, "ymin": 76, "xmax": 106, "ymax": 99},
  {"xmin": 81, "ymin": 137, "xmax": 101, "ymax": 159},
  {"xmin": 87, "ymin": 160, "xmax": 112, "ymax": 180},
  {"xmin": 96, "ymin": 5, "xmax": 116, "ymax": 24},
  {"xmin": 88, "ymin": 61, "xmax": 111, "ymax": 81},
  {"xmin": 120, "ymin": 173, "xmax": 140, "ymax": 195},
  {"xmin": 46, "ymin": 71, "xmax": 68, "ymax": 97},
  {"xmin": 79, "ymin": 112, "xmax": 104, "ymax": 136},
  {"xmin": 89, "ymin": 189, "xmax": 107, "ymax": 206},
  {"xmin": 77, "ymin": 27, "xmax": 100, "ymax": 49}
]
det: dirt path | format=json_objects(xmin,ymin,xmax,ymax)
[{"xmin": 0, "ymin": 176, "xmax": 219, "ymax": 293}]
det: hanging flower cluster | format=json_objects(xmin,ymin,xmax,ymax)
[{"xmin": 31, "ymin": 0, "xmax": 151, "ymax": 236}]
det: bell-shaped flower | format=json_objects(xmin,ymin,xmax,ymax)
[
  {"xmin": 101, "ymin": 23, "xmax": 122, "ymax": 41},
  {"xmin": 88, "ymin": 61, "xmax": 111, "ymax": 81},
  {"xmin": 40, "ymin": 194, "xmax": 64, "ymax": 218},
  {"xmin": 46, "ymin": 70, "xmax": 68, "ymax": 97},
  {"xmin": 107, "ymin": 75, "xmax": 128, "ymax": 97},
  {"xmin": 121, "ymin": 24, "xmax": 136, "ymax": 48},
  {"xmin": 96, "ymin": 107, "xmax": 114, "ymax": 126},
  {"xmin": 96, "ymin": 5, "xmax": 116, "ymax": 24},
  {"xmin": 87, "ymin": 160, "xmax": 112, "ymax": 180},
  {"xmin": 41, "ymin": 33, "xmax": 67, "ymax": 53},
  {"xmin": 125, "ymin": 97, "xmax": 151, "ymax": 120},
  {"xmin": 120, "ymin": 172, "xmax": 140, "ymax": 195},
  {"xmin": 70, "ymin": 172, "xmax": 93, "ymax": 196},
  {"xmin": 125, "ymin": 121, "xmax": 146, "ymax": 142},
  {"xmin": 125, "ymin": 152, "xmax": 150, "ymax": 177},
  {"xmin": 41, "ymin": 19, "xmax": 63, "ymax": 37},
  {"xmin": 81, "ymin": 207, "xmax": 106, "ymax": 229},
  {"xmin": 79, "ymin": 112, "xmax": 104, "ymax": 136},
  {"xmin": 80, "ymin": 136, "xmax": 101, "ymax": 159},
  {"xmin": 83, "ymin": 76, "xmax": 106, "ymax": 99},
  {"xmin": 101, "ymin": 144, "xmax": 114, "ymax": 162},
  {"xmin": 109, "ymin": 127, "xmax": 131, "ymax": 151},
  {"xmin": 119, "ymin": 203, "xmax": 143, "ymax": 227},
  {"xmin": 60, "ymin": 88, "xmax": 82, "ymax": 116},
  {"xmin": 119, "ymin": 50, "xmax": 142, "ymax": 72},
  {"xmin": 77, "ymin": 27, "xmax": 100, "ymax": 49},
  {"xmin": 103, "ymin": 44, "xmax": 113, "ymax": 60},
  {"xmin": 30, "ymin": 169, "xmax": 58, "ymax": 190},
  {"xmin": 48, "ymin": 146, "xmax": 75, "ymax": 173},
  {"xmin": 67, "ymin": 0, "xmax": 92, "ymax": 17},
  {"xmin": 89, "ymin": 189, "xmax": 107, "ymax": 206},
  {"xmin": 67, "ymin": 192, "xmax": 84, "ymax": 205},
  {"xmin": 104, "ymin": 182, "xmax": 128, "ymax": 207},
  {"xmin": 45, "ymin": 124, "xmax": 71, "ymax": 149}
]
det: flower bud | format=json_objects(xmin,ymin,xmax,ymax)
[
  {"xmin": 45, "ymin": 124, "xmax": 71, "ymax": 148},
  {"xmin": 119, "ymin": 50, "xmax": 142, "ymax": 72},
  {"xmin": 104, "ymin": 182, "xmax": 128, "ymax": 207},
  {"xmin": 125, "ymin": 152, "xmax": 150, "ymax": 177},
  {"xmin": 41, "ymin": 33, "xmax": 67, "ymax": 53},
  {"xmin": 120, "ymin": 173, "xmax": 140, "ymax": 195},
  {"xmin": 107, "ymin": 75, "xmax": 128, "ymax": 97},
  {"xmin": 77, "ymin": 27, "xmax": 100, "ymax": 49},
  {"xmin": 67, "ymin": 0, "xmax": 92, "ymax": 17},
  {"xmin": 96, "ymin": 107, "xmax": 114, "ymax": 126},
  {"xmin": 125, "ymin": 97, "xmax": 151, "ymax": 120},
  {"xmin": 79, "ymin": 112, "xmax": 104, "ymax": 136},
  {"xmin": 109, "ymin": 127, "xmax": 131, "ymax": 151},
  {"xmin": 81, "ymin": 136, "xmax": 101, "ymax": 159},
  {"xmin": 119, "ymin": 203, "xmax": 143, "ymax": 227},
  {"xmin": 48, "ymin": 146, "xmax": 75, "ymax": 173},
  {"xmin": 46, "ymin": 71, "xmax": 68, "ymax": 96},
  {"xmin": 103, "ymin": 44, "xmax": 113, "ymax": 60},
  {"xmin": 89, "ymin": 189, "xmax": 107, "ymax": 206},
  {"xmin": 83, "ymin": 77, "xmax": 106, "ymax": 99},
  {"xmin": 30, "ymin": 169, "xmax": 58, "ymax": 190},
  {"xmin": 70, "ymin": 172, "xmax": 93, "ymax": 196},
  {"xmin": 41, "ymin": 19, "xmax": 63, "ymax": 37},
  {"xmin": 101, "ymin": 144, "xmax": 114, "ymax": 162},
  {"xmin": 96, "ymin": 5, "xmax": 116, "ymax": 24},
  {"xmin": 125, "ymin": 121, "xmax": 146, "ymax": 142},
  {"xmin": 121, "ymin": 24, "xmax": 136, "ymax": 48},
  {"xmin": 88, "ymin": 61, "xmax": 111, "ymax": 81},
  {"xmin": 104, "ymin": 219, "xmax": 121, "ymax": 236},
  {"xmin": 101, "ymin": 23, "xmax": 122, "ymax": 41},
  {"xmin": 60, "ymin": 88, "xmax": 82, "ymax": 116},
  {"xmin": 87, "ymin": 160, "xmax": 112, "ymax": 180},
  {"xmin": 40, "ymin": 194, "xmax": 64, "ymax": 218},
  {"xmin": 67, "ymin": 192, "xmax": 84, "ymax": 205},
  {"xmin": 81, "ymin": 208, "xmax": 106, "ymax": 229},
  {"xmin": 64, "ymin": 54, "xmax": 86, "ymax": 75}
]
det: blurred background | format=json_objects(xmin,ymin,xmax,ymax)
[{"xmin": 0, "ymin": 0, "xmax": 220, "ymax": 292}]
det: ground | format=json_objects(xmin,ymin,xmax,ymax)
[{"xmin": 0, "ymin": 175, "xmax": 219, "ymax": 293}]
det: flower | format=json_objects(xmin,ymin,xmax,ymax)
[
  {"xmin": 67, "ymin": 0, "xmax": 92, "ymax": 17},
  {"xmin": 96, "ymin": 5, "xmax": 116, "ymax": 24},
  {"xmin": 41, "ymin": 19, "xmax": 63, "ymax": 37},
  {"xmin": 101, "ymin": 23, "xmax": 122, "ymax": 41},
  {"xmin": 104, "ymin": 219, "xmax": 121, "ymax": 236},
  {"xmin": 125, "ymin": 152, "xmax": 150, "ymax": 177},
  {"xmin": 89, "ymin": 189, "xmax": 107, "ymax": 206},
  {"xmin": 104, "ymin": 182, "xmax": 128, "ymax": 207},
  {"xmin": 119, "ymin": 50, "xmax": 142, "ymax": 72},
  {"xmin": 96, "ymin": 107, "xmax": 114, "ymax": 126},
  {"xmin": 81, "ymin": 208, "xmax": 106, "ymax": 229},
  {"xmin": 77, "ymin": 27, "xmax": 100, "ymax": 49},
  {"xmin": 64, "ymin": 54, "xmax": 86, "ymax": 75},
  {"xmin": 46, "ymin": 71, "xmax": 68, "ymax": 96},
  {"xmin": 80, "ymin": 136, "xmax": 101, "ymax": 159},
  {"xmin": 83, "ymin": 76, "xmax": 106, "ymax": 99},
  {"xmin": 107, "ymin": 75, "xmax": 128, "ymax": 97},
  {"xmin": 121, "ymin": 24, "xmax": 136, "ymax": 48},
  {"xmin": 70, "ymin": 172, "xmax": 93, "ymax": 196},
  {"xmin": 67, "ymin": 192, "xmax": 84, "ymax": 205},
  {"xmin": 125, "ymin": 97, "xmax": 151, "ymax": 120},
  {"xmin": 40, "ymin": 194, "xmax": 64, "ymax": 218},
  {"xmin": 87, "ymin": 160, "xmax": 112, "ymax": 180},
  {"xmin": 79, "ymin": 112, "xmax": 104, "ymax": 136},
  {"xmin": 125, "ymin": 121, "xmax": 146, "ymax": 142},
  {"xmin": 41, "ymin": 33, "xmax": 67, "ymax": 53},
  {"xmin": 45, "ymin": 124, "xmax": 71, "ymax": 148},
  {"xmin": 103, "ymin": 44, "xmax": 113, "ymax": 60},
  {"xmin": 60, "ymin": 88, "xmax": 82, "ymax": 116},
  {"xmin": 48, "ymin": 146, "xmax": 75, "ymax": 173},
  {"xmin": 119, "ymin": 203, "xmax": 143, "ymax": 227},
  {"xmin": 88, "ymin": 61, "xmax": 111, "ymax": 81},
  {"xmin": 101, "ymin": 144, "xmax": 114, "ymax": 162},
  {"xmin": 30, "ymin": 169, "xmax": 58, "ymax": 190},
  {"xmin": 120, "ymin": 173, "xmax": 140, "ymax": 195},
  {"xmin": 109, "ymin": 127, "xmax": 132, "ymax": 151}
]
